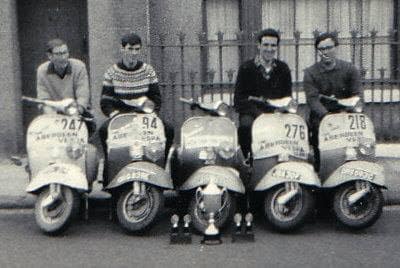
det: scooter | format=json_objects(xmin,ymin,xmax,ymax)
[
  {"xmin": 248, "ymin": 96, "xmax": 320, "ymax": 232},
  {"xmin": 104, "ymin": 96, "xmax": 173, "ymax": 232},
  {"xmin": 171, "ymin": 98, "xmax": 246, "ymax": 239},
  {"xmin": 318, "ymin": 95, "xmax": 385, "ymax": 229},
  {"xmin": 21, "ymin": 97, "xmax": 98, "ymax": 234}
]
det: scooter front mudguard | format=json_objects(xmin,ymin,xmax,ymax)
[
  {"xmin": 105, "ymin": 161, "xmax": 173, "ymax": 190},
  {"xmin": 179, "ymin": 165, "xmax": 245, "ymax": 194},
  {"xmin": 26, "ymin": 163, "xmax": 88, "ymax": 193},
  {"xmin": 323, "ymin": 160, "xmax": 386, "ymax": 188},
  {"xmin": 254, "ymin": 161, "xmax": 320, "ymax": 191}
]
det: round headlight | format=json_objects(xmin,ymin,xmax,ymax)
[
  {"xmin": 66, "ymin": 144, "xmax": 84, "ymax": 160},
  {"xmin": 218, "ymin": 141, "xmax": 235, "ymax": 159},
  {"xmin": 129, "ymin": 141, "xmax": 143, "ymax": 159},
  {"xmin": 217, "ymin": 103, "xmax": 229, "ymax": 116},
  {"xmin": 345, "ymin": 147, "xmax": 358, "ymax": 161},
  {"xmin": 358, "ymin": 142, "xmax": 374, "ymax": 156},
  {"xmin": 144, "ymin": 142, "xmax": 163, "ymax": 161},
  {"xmin": 199, "ymin": 148, "xmax": 216, "ymax": 162},
  {"xmin": 65, "ymin": 105, "xmax": 79, "ymax": 116},
  {"xmin": 142, "ymin": 100, "xmax": 155, "ymax": 113}
]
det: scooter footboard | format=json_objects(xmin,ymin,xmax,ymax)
[
  {"xmin": 106, "ymin": 161, "xmax": 173, "ymax": 190},
  {"xmin": 179, "ymin": 165, "xmax": 245, "ymax": 194},
  {"xmin": 323, "ymin": 161, "xmax": 385, "ymax": 188},
  {"xmin": 254, "ymin": 162, "xmax": 320, "ymax": 191},
  {"xmin": 26, "ymin": 163, "xmax": 88, "ymax": 193}
]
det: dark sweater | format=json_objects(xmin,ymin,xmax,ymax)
[
  {"xmin": 303, "ymin": 59, "xmax": 361, "ymax": 119},
  {"xmin": 234, "ymin": 58, "xmax": 292, "ymax": 116}
]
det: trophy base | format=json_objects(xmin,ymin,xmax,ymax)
[
  {"xmin": 232, "ymin": 230, "xmax": 255, "ymax": 243},
  {"xmin": 170, "ymin": 228, "xmax": 192, "ymax": 244},
  {"xmin": 201, "ymin": 233, "xmax": 222, "ymax": 245}
]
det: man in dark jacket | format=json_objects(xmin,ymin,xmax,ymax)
[{"xmin": 234, "ymin": 28, "xmax": 292, "ymax": 157}]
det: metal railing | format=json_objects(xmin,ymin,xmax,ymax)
[{"xmin": 149, "ymin": 30, "xmax": 400, "ymax": 141}]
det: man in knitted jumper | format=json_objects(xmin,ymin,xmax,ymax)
[{"xmin": 99, "ymin": 33, "xmax": 173, "ymax": 185}]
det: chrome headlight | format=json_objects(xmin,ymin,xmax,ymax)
[
  {"xmin": 66, "ymin": 144, "xmax": 84, "ymax": 160},
  {"xmin": 218, "ymin": 141, "xmax": 235, "ymax": 159},
  {"xmin": 345, "ymin": 147, "xmax": 358, "ymax": 161},
  {"xmin": 129, "ymin": 141, "xmax": 143, "ymax": 160},
  {"xmin": 216, "ymin": 103, "xmax": 229, "ymax": 117},
  {"xmin": 358, "ymin": 138, "xmax": 375, "ymax": 156},
  {"xmin": 144, "ymin": 142, "xmax": 164, "ymax": 162},
  {"xmin": 198, "ymin": 148, "xmax": 216, "ymax": 164},
  {"xmin": 142, "ymin": 100, "xmax": 155, "ymax": 113}
]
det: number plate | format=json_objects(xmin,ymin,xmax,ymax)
[{"xmin": 340, "ymin": 167, "xmax": 375, "ymax": 181}]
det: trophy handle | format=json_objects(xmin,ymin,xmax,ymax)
[
  {"xmin": 195, "ymin": 187, "xmax": 203, "ymax": 205},
  {"xmin": 217, "ymin": 187, "xmax": 228, "ymax": 214}
]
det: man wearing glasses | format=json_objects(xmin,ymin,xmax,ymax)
[
  {"xmin": 36, "ymin": 38, "xmax": 91, "ymax": 116},
  {"xmin": 303, "ymin": 32, "xmax": 362, "ymax": 170},
  {"xmin": 234, "ymin": 28, "xmax": 292, "ymax": 158}
]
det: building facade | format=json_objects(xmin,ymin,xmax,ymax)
[{"xmin": 1, "ymin": 0, "xmax": 399, "ymax": 157}]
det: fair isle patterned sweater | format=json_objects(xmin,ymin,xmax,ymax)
[{"xmin": 100, "ymin": 61, "xmax": 161, "ymax": 116}]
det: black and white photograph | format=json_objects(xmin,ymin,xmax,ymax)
[{"xmin": 0, "ymin": 0, "xmax": 399, "ymax": 267}]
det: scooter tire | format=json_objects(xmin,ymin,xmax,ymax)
[
  {"xmin": 333, "ymin": 182, "xmax": 383, "ymax": 230},
  {"xmin": 116, "ymin": 185, "xmax": 164, "ymax": 233},
  {"xmin": 35, "ymin": 186, "xmax": 80, "ymax": 235},
  {"xmin": 188, "ymin": 191, "xmax": 236, "ymax": 234},
  {"xmin": 264, "ymin": 184, "xmax": 314, "ymax": 232}
]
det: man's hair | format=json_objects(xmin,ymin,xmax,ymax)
[
  {"xmin": 46, "ymin": 39, "xmax": 67, "ymax": 53},
  {"xmin": 315, "ymin": 32, "xmax": 339, "ymax": 48},
  {"xmin": 121, "ymin": 33, "xmax": 142, "ymax": 47},
  {"xmin": 256, "ymin": 28, "xmax": 280, "ymax": 45}
]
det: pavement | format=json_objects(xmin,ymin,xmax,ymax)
[{"xmin": 1, "ymin": 143, "xmax": 400, "ymax": 209}]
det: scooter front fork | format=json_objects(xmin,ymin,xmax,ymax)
[
  {"xmin": 277, "ymin": 181, "xmax": 300, "ymax": 206},
  {"xmin": 348, "ymin": 180, "xmax": 371, "ymax": 206},
  {"xmin": 41, "ymin": 183, "xmax": 62, "ymax": 209},
  {"xmin": 132, "ymin": 181, "xmax": 147, "ymax": 196}
]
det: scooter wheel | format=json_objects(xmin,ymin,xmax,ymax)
[
  {"xmin": 116, "ymin": 185, "xmax": 163, "ymax": 233},
  {"xmin": 188, "ymin": 191, "xmax": 236, "ymax": 234},
  {"xmin": 264, "ymin": 185, "xmax": 314, "ymax": 232},
  {"xmin": 333, "ymin": 182, "xmax": 383, "ymax": 230},
  {"xmin": 35, "ymin": 186, "xmax": 80, "ymax": 235}
]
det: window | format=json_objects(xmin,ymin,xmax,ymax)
[
  {"xmin": 206, "ymin": 0, "xmax": 240, "ymax": 83},
  {"xmin": 262, "ymin": 0, "xmax": 395, "ymax": 80}
]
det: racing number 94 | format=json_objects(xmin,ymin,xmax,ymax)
[
  {"xmin": 285, "ymin": 124, "xmax": 306, "ymax": 140},
  {"xmin": 348, "ymin": 114, "xmax": 366, "ymax": 130},
  {"xmin": 142, "ymin": 116, "xmax": 158, "ymax": 129}
]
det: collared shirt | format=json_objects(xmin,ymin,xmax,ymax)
[
  {"xmin": 234, "ymin": 57, "xmax": 292, "ymax": 116},
  {"xmin": 47, "ymin": 62, "xmax": 72, "ymax": 79},
  {"xmin": 36, "ymin": 58, "xmax": 90, "ymax": 108},
  {"xmin": 303, "ymin": 59, "xmax": 361, "ymax": 118}
]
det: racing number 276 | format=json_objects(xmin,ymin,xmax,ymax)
[
  {"xmin": 285, "ymin": 124, "xmax": 306, "ymax": 140},
  {"xmin": 348, "ymin": 114, "xmax": 366, "ymax": 130}
]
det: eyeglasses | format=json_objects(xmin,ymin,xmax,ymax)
[
  {"xmin": 261, "ymin": 43, "xmax": 278, "ymax": 48},
  {"xmin": 317, "ymin": 45, "xmax": 335, "ymax": 52},
  {"xmin": 52, "ymin": 51, "xmax": 68, "ymax": 56}
]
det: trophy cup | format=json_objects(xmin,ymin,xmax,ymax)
[{"xmin": 197, "ymin": 182, "xmax": 226, "ymax": 245}]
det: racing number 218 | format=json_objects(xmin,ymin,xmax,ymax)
[
  {"xmin": 285, "ymin": 124, "xmax": 306, "ymax": 140},
  {"xmin": 348, "ymin": 114, "xmax": 366, "ymax": 130}
]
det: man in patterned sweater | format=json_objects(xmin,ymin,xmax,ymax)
[
  {"xmin": 100, "ymin": 33, "xmax": 161, "ymax": 116},
  {"xmin": 99, "ymin": 33, "xmax": 172, "ymax": 184}
]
